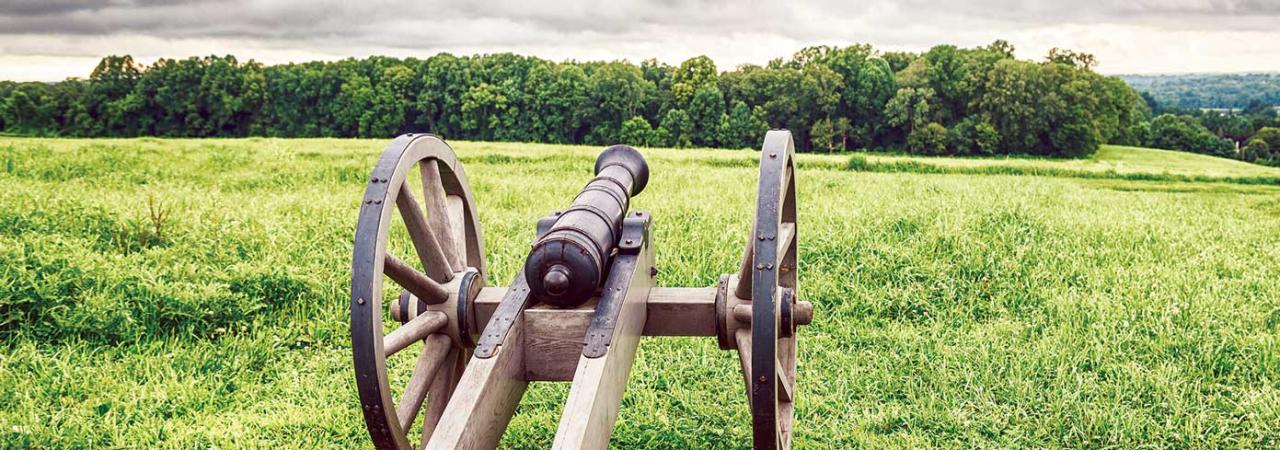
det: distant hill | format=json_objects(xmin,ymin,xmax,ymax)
[{"xmin": 1118, "ymin": 73, "xmax": 1280, "ymax": 110}]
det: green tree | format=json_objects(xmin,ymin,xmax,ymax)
[
  {"xmin": 718, "ymin": 101, "xmax": 767, "ymax": 149},
  {"xmin": 655, "ymin": 109, "xmax": 693, "ymax": 148},
  {"xmin": 1, "ymin": 88, "xmax": 43, "ymax": 134},
  {"xmin": 886, "ymin": 87, "xmax": 934, "ymax": 138},
  {"xmin": 619, "ymin": 116, "xmax": 655, "ymax": 146},
  {"xmin": 974, "ymin": 59, "xmax": 1042, "ymax": 153},
  {"xmin": 814, "ymin": 45, "xmax": 896, "ymax": 147},
  {"xmin": 907, "ymin": 122, "xmax": 948, "ymax": 155},
  {"xmin": 1242, "ymin": 138, "xmax": 1271, "ymax": 163},
  {"xmin": 973, "ymin": 120, "xmax": 1001, "ymax": 155},
  {"xmin": 1251, "ymin": 127, "xmax": 1280, "ymax": 150},
  {"xmin": 459, "ymin": 82, "xmax": 509, "ymax": 141},
  {"xmin": 1148, "ymin": 114, "xmax": 1233, "ymax": 158},
  {"xmin": 688, "ymin": 85, "xmax": 726, "ymax": 146},
  {"xmin": 586, "ymin": 62, "xmax": 651, "ymax": 144},
  {"xmin": 85, "ymin": 55, "xmax": 142, "ymax": 136},
  {"xmin": 671, "ymin": 56, "xmax": 718, "ymax": 107},
  {"xmin": 418, "ymin": 53, "xmax": 473, "ymax": 137},
  {"xmin": 1246, "ymin": 127, "xmax": 1280, "ymax": 164},
  {"xmin": 365, "ymin": 65, "xmax": 414, "ymax": 136},
  {"xmin": 810, "ymin": 117, "xmax": 851, "ymax": 152},
  {"xmin": 1047, "ymin": 48, "xmax": 1098, "ymax": 70}
]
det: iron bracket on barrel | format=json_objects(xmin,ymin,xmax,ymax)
[{"xmin": 583, "ymin": 211, "xmax": 650, "ymax": 358}]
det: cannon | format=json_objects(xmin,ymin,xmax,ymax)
[{"xmin": 350, "ymin": 130, "xmax": 813, "ymax": 450}]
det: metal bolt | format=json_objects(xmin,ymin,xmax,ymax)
[
  {"xmin": 357, "ymin": 297, "xmax": 366, "ymax": 305},
  {"xmin": 625, "ymin": 239, "xmax": 633, "ymax": 245},
  {"xmin": 758, "ymin": 376, "xmax": 767, "ymax": 383},
  {"xmin": 770, "ymin": 153, "xmax": 777, "ymax": 158}
]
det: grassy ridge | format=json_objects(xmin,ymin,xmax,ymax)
[
  {"xmin": 843, "ymin": 146, "xmax": 1280, "ymax": 186},
  {"xmin": 1, "ymin": 138, "xmax": 1278, "ymax": 448}
]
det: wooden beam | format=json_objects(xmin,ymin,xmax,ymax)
[
  {"xmin": 551, "ymin": 242, "xmax": 653, "ymax": 450},
  {"xmin": 642, "ymin": 287, "xmax": 716, "ymax": 336},
  {"xmin": 423, "ymin": 320, "xmax": 527, "ymax": 450},
  {"xmin": 523, "ymin": 305, "xmax": 593, "ymax": 382},
  {"xmin": 474, "ymin": 287, "xmax": 718, "ymax": 338}
]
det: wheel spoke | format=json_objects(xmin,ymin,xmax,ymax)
[
  {"xmin": 446, "ymin": 195, "xmax": 467, "ymax": 267},
  {"xmin": 420, "ymin": 160, "xmax": 464, "ymax": 272},
  {"xmin": 777, "ymin": 222, "xmax": 795, "ymax": 260},
  {"xmin": 776, "ymin": 360, "xmax": 793, "ymax": 403},
  {"xmin": 384, "ymin": 311, "xmax": 448, "ymax": 357},
  {"xmin": 421, "ymin": 347, "xmax": 461, "ymax": 447},
  {"xmin": 397, "ymin": 334, "xmax": 453, "ymax": 431},
  {"xmin": 384, "ymin": 254, "xmax": 449, "ymax": 305},
  {"xmin": 396, "ymin": 183, "xmax": 454, "ymax": 283},
  {"xmin": 735, "ymin": 227, "xmax": 755, "ymax": 300},
  {"xmin": 734, "ymin": 328, "xmax": 752, "ymax": 400}
]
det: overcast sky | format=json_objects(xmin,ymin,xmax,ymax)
[{"xmin": 2, "ymin": 0, "xmax": 1279, "ymax": 81}]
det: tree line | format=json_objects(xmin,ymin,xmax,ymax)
[
  {"xmin": 1136, "ymin": 98, "xmax": 1280, "ymax": 166},
  {"xmin": 0, "ymin": 42, "xmax": 1265, "ymax": 162},
  {"xmin": 1122, "ymin": 73, "xmax": 1280, "ymax": 110}
]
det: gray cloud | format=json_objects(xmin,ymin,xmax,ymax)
[
  {"xmin": 2, "ymin": 0, "xmax": 1279, "ymax": 79},
  {"xmin": 3, "ymin": 0, "xmax": 1275, "ymax": 39}
]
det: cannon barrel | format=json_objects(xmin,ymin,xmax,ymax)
[{"xmin": 523, "ymin": 145, "xmax": 649, "ymax": 308}]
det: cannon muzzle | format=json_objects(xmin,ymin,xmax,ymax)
[{"xmin": 523, "ymin": 145, "xmax": 649, "ymax": 308}]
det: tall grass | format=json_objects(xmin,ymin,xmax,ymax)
[
  {"xmin": 846, "ymin": 154, "xmax": 1280, "ymax": 186},
  {"xmin": 1, "ymin": 138, "xmax": 1277, "ymax": 448}
]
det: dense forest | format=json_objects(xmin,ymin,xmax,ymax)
[
  {"xmin": 0, "ymin": 42, "xmax": 1277, "ymax": 164},
  {"xmin": 1121, "ymin": 73, "xmax": 1280, "ymax": 110}
]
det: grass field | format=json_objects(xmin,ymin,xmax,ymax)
[
  {"xmin": 855, "ymin": 145, "xmax": 1280, "ymax": 179},
  {"xmin": 2, "ymin": 137, "xmax": 1279, "ymax": 449}
]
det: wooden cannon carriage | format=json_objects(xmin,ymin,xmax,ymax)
[{"xmin": 349, "ymin": 130, "xmax": 813, "ymax": 449}]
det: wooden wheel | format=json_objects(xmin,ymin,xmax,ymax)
[
  {"xmin": 350, "ymin": 134, "xmax": 487, "ymax": 450},
  {"xmin": 735, "ymin": 130, "xmax": 799, "ymax": 450}
]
